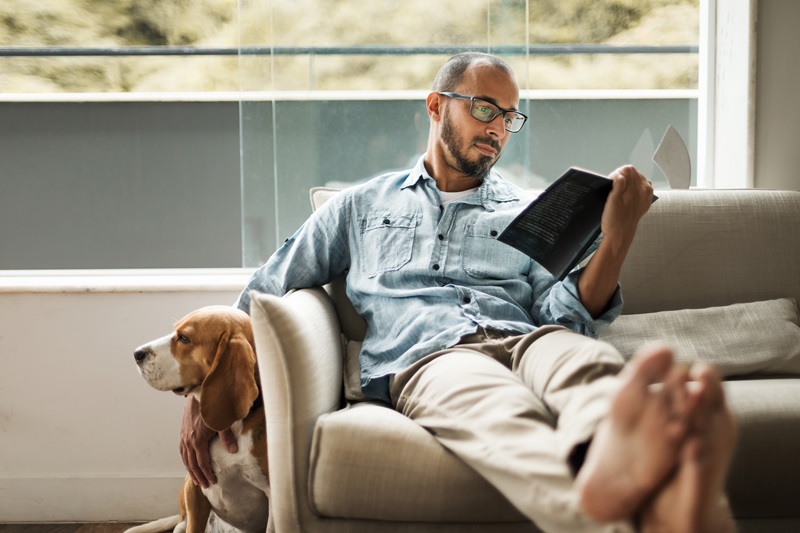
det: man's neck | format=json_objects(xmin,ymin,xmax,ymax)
[{"xmin": 423, "ymin": 153, "xmax": 484, "ymax": 192}]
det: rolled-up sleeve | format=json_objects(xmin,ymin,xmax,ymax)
[{"xmin": 529, "ymin": 266, "xmax": 622, "ymax": 338}]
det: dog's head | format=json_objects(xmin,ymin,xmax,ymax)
[{"xmin": 133, "ymin": 306, "xmax": 260, "ymax": 432}]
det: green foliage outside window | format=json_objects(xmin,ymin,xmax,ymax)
[{"xmin": 0, "ymin": 0, "xmax": 698, "ymax": 93}]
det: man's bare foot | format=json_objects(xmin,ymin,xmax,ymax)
[
  {"xmin": 575, "ymin": 345, "xmax": 697, "ymax": 522},
  {"xmin": 640, "ymin": 364, "xmax": 737, "ymax": 533}
]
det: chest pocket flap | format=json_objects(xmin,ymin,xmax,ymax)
[
  {"xmin": 360, "ymin": 212, "xmax": 419, "ymax": 277},
  {"xmin": 462, "ymin": 220, "xmax": 530, "ymax": 280}
]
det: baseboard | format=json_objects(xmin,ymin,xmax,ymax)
[{"xmin": 0, "ymin": 475, "xmax": 185, "ymax": 522}]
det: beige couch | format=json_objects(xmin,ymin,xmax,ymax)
[{"xmin": 251, "ymin": 188, "xmax": 800, "ymax": 533}]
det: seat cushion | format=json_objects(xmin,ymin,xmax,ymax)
[
  {"xmin": 308, "ymin": 402, "xmax": 528, "ymax": 523},
  {"xmin": 724, "ymin": 378, "xmax": 800, "ymax": 518},
  {"xmin": 309, "ymin": 381, "xmax": 800, "ymax": 522}
]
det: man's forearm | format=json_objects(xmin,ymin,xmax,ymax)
[{"xmin": 576, "ymin": 234, "xmax": 632, "ymax": 318}]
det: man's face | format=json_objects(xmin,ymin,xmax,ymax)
[
  {"xmin": 440, "ymin": 104, "xmax": 500, "ymax": 181},
  {"xmin": 437, "ymin": 63, "xmax": 520, "ymax": 182}
]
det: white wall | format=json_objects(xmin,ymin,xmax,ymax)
[
  {"xmin": 0, "ymin": 272, "xmax": 247, "ymax": 521},
  {"xmin": 754, "ymin": 0, "xmax": 800, "ymax": 190}
]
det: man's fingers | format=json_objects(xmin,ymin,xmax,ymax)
[
  {"xmin": 220, "ymin": 429, "xmax": 238, "ymax": 453},
  {"xmin": 178, "ymin": 395, "xmax": 218, "ymax": 489},
  {"xmin": 614, "ymin": 174, "xmax": 627, "ymax": 189},
  {"xmin": 182, "ymin": 444, "xmax": 210, "ymax": 488},
  {"xmin": 196, "ymin": 440, "xmax": 216, "ymax": 487}
]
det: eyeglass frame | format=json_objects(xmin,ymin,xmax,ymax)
[{"xmin": 437, "ymin": 91, "xmax": 528, "ymax": 133}]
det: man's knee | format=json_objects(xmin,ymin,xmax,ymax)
[
  {"xmin": 513, "ymin": 329, "xmax": 624, "ymax": 392},
  {"xmin": 394, "ymin": 350, "xmax": 543, "ymax": 419}
]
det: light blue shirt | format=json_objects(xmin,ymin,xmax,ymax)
[{"xmin": 236, "ymin": 155, "xmax": 622, "ymax": 402}]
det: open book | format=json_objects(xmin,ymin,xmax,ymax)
[
  {"xmin": 497, "ymin": 168, "xmax": 617, "ymax": 281},
  {"xmin": 497, "ymin": 125, "xmax": 692, "ymax": 280},
  {"xmin": 497, "ymin": 125, "xmax": 686, "ymax": 280}
]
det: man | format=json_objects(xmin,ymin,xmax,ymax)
[{"xmin": 181, "ymin": 52, "xmax": 737, "ymax": 532}]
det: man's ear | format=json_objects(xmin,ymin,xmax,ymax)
[{"xmin": 426, "ymin": 92, "xmax": 443, "ymax": 122}]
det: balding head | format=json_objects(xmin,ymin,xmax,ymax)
[{"xmin": 431, "ymin": 52, "xmax": 515, "ymax": 93}]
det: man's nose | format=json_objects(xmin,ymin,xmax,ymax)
[{"xmin": 485, "ymin": 115, "xmax": 507, "ymax": 139}]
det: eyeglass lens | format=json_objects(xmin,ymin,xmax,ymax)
[{"xmin": 470, "ymin": 98, "xmax": 526, "ymax": 132}]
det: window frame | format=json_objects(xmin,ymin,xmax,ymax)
[{"xmin": 698, "ymin": 0, "xmax": 758, "ymax": 188}]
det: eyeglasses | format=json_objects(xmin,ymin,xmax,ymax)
[{"xmin": 438, "ymin": 92, "xmax": 528, "ymax": 133}]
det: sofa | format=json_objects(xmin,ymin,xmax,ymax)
[{"xmin": 250, "ymin": 187, "xmax": 800, "ymax": 533}]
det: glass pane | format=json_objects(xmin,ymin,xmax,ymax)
[
  {"xmin": 241, "ymin": 0, "xmax": 700, "ymax": 267},
  {"xmin": 1, "ymin": 0, "xmax": 240, "ymax": 93}
]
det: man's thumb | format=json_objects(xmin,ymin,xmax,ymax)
[{"xmin": 220, "ymin": 429, "xmax": 238, "ymax": 453}]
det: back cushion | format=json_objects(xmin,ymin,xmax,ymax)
[{"xmin": 616, "ymin": 189, "xmax": 800, "ymax": 315}]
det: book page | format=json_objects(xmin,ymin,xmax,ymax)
[
  {"xmin": 514, "ymin": 180, "xmax": 598, "ymax": 247},
  {"xmin": 498, "ymin": 168, "xmax": 612, "ymax": 279}
]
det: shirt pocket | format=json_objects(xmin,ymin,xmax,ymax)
[
  {"xmin": 462, "ymin": 221, "xmax": 530, "ymax": 280},
  {"xmin": 359, "ymin": 211, "xmax": 419, "ymax": 277}
]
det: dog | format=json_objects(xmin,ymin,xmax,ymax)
[{"xmin": 128, "ymin": 306, "xmax": 270, "ymax": 533}]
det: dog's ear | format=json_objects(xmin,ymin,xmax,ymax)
[{"xmin": 200, "ymin": 331, "xmax": 259, "ymax": 433}]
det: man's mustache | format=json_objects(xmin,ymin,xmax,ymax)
[{"xmin": 474, "ymin": 137, "xmax": 501, "ymax": 153}]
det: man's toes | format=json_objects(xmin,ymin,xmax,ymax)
[
  {"xmin": 654, "ymin": 365, "xmax": 694, "ymax": 440},
  {"xmin": 662, "ymin": 365, "xmax": 690, "ymax": 409},
  {"xmin": 690, "ymin": 364, "xmax": 725, "ymax": 410},
  {"xmin": 625, "ymin": 344, "xmax": 675, "ymax": 386}
]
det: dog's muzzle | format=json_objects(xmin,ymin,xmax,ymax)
[{"xmin": 134, "ymin": 348, "xmax": 153, "ymax": 366}]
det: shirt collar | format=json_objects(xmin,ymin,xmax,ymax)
[{"xmin": 401, "ymin": 154, "xmax": 520, "ymax": 211}]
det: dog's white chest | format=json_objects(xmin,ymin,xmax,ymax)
[{"xmin": 202, "ymin": 427, "xmax": 269, "ymax": 533}]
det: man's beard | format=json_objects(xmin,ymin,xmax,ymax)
[{"xmin": 441, "ymin": 107, "xmax": 501, "ymax": 182}]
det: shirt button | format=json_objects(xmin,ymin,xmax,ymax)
[
  {"xmin": 438, "ymin": 234, "xmax": 444, "ymax": 240},
  {"xmin": 383, "ymin": 218, "xmax": 390, "ymax": 225},
  {"xmin": 432, "ymin": 264, "xmax": 440, "ymax": 271},
  {"xmin": 463, "ymin": 297, "xmax": 471, "ymax": 304},
  {"xmin": 490, "ymin": 230, "xmax": 498, "ymax": 237}
]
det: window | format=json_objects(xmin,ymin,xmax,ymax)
[
  {"xmin": 239, "ymin": 0, "xmax": 701, "ymax": 266},
  {"xmin": 1, "ymin": 0, "xmax": 719, "ymax": 270}
]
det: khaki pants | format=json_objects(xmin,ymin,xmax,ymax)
[{"xmin": 390, "ymin": 326, "xmax": 635, "ymax": 533}]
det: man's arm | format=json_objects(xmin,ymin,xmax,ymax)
[
  {"xmin": 180, "ymin": 395, "xmax": 237, "ymax": 488},
  {"xmin": 178, "ymin": 189, "xmax": 353, "ymax": 486},
  {"xmin": 578, "ymin": 165, "xmax": 654, "ymax": 318}
]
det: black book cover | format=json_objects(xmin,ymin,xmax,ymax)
[{"xmin": 497, "ymin": 168, "xmax": 615, "ymax": 281}]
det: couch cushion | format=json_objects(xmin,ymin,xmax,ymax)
[
  {"xmin": 599, "ymin": 298, "xmax": 800, "ymax": 378},
  {"xmin": 724, "ymin": 379, "xmax": 800, "ymax": 518},
  {"xmin": 617, "ymin": 189, "xmax": 800, "ymax": 314},
  {"xmin": 309, "ymin": 402, "xmax": 528, "ymax": 523}
]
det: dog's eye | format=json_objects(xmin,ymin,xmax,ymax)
[{"xmin": 177, "ymin": 334, "xmax": 191, "ymax": 345}]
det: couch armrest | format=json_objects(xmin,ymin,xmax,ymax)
[{"xmin": 250, "ymin": 288, "xmax": 344, "ymax": 531}]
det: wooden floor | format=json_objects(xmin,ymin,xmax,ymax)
[{"xmin": 0, "ymin": 525, "xmax": 142, "ymax": 533}]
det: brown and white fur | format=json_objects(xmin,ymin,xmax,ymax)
[{"xmin": 128, "ymin": 306, "xmax": 270, "ymax": 533}]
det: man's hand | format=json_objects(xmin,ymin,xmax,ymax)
[
  {"xmin": 600, "ymin": 165, "xmax": 654, "ymax": 249},
  {"xmin": 180, "ymin": 395, "xmax": 238, "ymax": 488}
]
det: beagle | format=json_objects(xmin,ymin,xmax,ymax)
[{"xmin": 128, "ymin": 306, "xmax": 270, "ymax": 533}]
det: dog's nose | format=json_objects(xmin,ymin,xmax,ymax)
[{"xmin": 134, "ymin": 348, "xmax": 151, "ymax": 365}]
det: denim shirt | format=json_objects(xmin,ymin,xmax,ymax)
[{"xmin": 236, "ymin": 155, "xmax": 622, "ymax": 402}]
